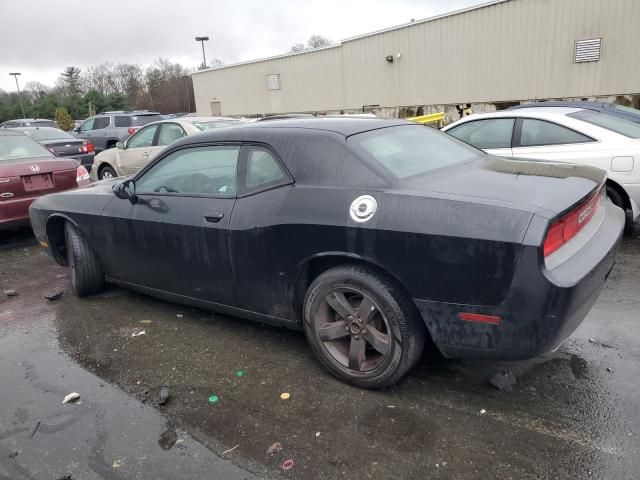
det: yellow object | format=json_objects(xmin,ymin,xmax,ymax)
[
  {"xmin": 407, "ymin": 112, "xmax": 446, "ymax": 127},
  {"xmin": 39, "ymin": 241, "xmax": 48, "ymax": 248},
  {"xmin": 280, "ymin": 392, "xmax": 291, "ymax": 400}
]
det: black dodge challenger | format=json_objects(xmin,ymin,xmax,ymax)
[{"xmin": 29, "ymin": 118, "xmax": 624, "ymax": 388}]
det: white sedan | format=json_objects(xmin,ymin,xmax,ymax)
[
  {"xmin": 442, "ymin": 107, "xmax": 640, "ymax": 229},
  {"xmin": 90, "ymin": 117, "xmax": 242, "ymax": 180}
]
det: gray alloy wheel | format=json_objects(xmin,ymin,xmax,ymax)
[
  {"xmin": 99, "ymin": 165, "xmax": 117, "ymax": 180},
  {"xmin": 64, "ymin": 222, "xmax": 105, "ymax": 297},
  {"xmin": 303, "ymin": 265, "xmax": 426, "ymax": 389}
]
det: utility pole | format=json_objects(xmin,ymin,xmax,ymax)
[
  {"xmin": 9, "ymin": 72, "xmax": 26, "ymax": 119},
  {"xmin": 195, "ymin": 36, "xmax": 210, "ymax": 69}
]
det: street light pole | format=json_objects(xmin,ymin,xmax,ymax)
[
  {"xmin": 195, "ymin": 36, "xmax": 210, "ymax": 69},
  {"xmin": 9, "ymin": 72, "xmax": 26, "ymax": 119}
]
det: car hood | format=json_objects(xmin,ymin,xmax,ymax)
[{"xmin": 402, "ymin": 156, "xmax": 605, "ymax": 216}]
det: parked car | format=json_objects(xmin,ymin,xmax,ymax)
[
  {"xmin": 442, "ymin": 107, "xmax": 640, "ymax": 230},
  {"xmin": 0, "ymin": 118, "xmax": 57, "ymax": 129},
  {"xmin": 15, "ymin": 127, "xmax": 95, "ymax": 172},
  {"xmin": 90, "ymin": 117, "xmax": 243, "ymax": 180},
  {"xmin": 509, "ymin": 101, "xmax": 640, "ymax": 124},
  {"xmin": 0, "ymin": 130, "xmax": 89, "ymax": 229},
  {"xmin": 73, "ymin": 110, "xmax": 163, "ymax": 154},
  {"xmin": 30, "ymin": 118, "xmax": 623, "ymax": 388}
]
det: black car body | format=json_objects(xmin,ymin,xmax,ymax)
[
  {"xmin": 509, "ymin": 101, "xmax": 640, "ymax": 124},
  {"xmin": 15, "ymin": 127, "xmax": 95, "ymax": 171},
  {"xmin": 0, "ymin": 118, "xmax": 57, "ymax": 129},
  {"xmin": 29, "ymin": 118, "xmax": 624, "ymax": 387}
]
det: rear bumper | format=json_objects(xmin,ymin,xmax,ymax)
[
  {"xmin": 68, "ymin": 153, "xmax": 95, "ymax": 170},
  {"xmin": 415, "ymin": 200, "xmax": 625, "ymax": 360}
]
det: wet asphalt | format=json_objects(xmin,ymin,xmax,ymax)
[{"xmin": 1, "ymin": 225, "xmax": 639, "ymax": 480}]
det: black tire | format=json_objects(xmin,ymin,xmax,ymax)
[
  {"xmin": 303, "ymin": 265, "xmax": 426, "ymax": 389},
  {"xmin": 64, "ymin": 222, "xmax": 104, "ymax": 297},
  {"xmin": 99, "ymin": 165, "xmax": 118, "ymax": 180},
  {"xmin": 606, "ymin": 185, "xmax": 634, "ymax": 235}
]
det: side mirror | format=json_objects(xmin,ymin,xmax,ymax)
[
  {"xmin": 73, "ymin": 127, "xmax": 80, "ymax": 133},
  {"xmin": 113, "ymin": 179, "xmax": 138, "ymax": 204},
  {"xmin": 116, "ymin": 141, "xmax": 125, "ymax": 149}
]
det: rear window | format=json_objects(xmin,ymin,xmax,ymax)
[
  {"xmin": 611, "ymin": 104, "xmax": 640, "ymax": 118},
  {"xmin": 193, "ymin": 120, "xmax": 241, "ymax": 130},
  {"xmin": 348, "ymin": 125, "xmax": 480, "ymax": 179},
  {"xmin": 0, "ymin": 135, "xmax": 52, "ymax": 162},
  {"xmin": 568, "ymin": 110, "xmax": 640, "ymax": 138},
  {"xmin": 132, "ymin": 115, "xmax": 163, "ymax": 127},
  {"xmin": 22, "ymin": 128, "xmax": 74, "ymax": 141}
]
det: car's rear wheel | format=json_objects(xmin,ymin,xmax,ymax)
[
  {"xmin": 303, "ymin": 265, "xmax": 425, "ymax": 389},
  {"xmin": 99, "ymin": 165, "xmax": 117, "ymax": 180},
  {"xmin": 65, "ymin": 222, "xmax": 104, "ymax": 297}
]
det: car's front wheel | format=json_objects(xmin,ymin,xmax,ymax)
[
  {"xmin": 65, "ymin": 222, "xmax": 105, "ymax": 297},
  {"xmin": 99, "ymin": 165, "xmax": 117, "ymax": 180},
  {"xmin": 303, "ymin": 265, "xmax": 425, "ymax": 389}
]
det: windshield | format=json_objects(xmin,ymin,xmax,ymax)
[
  {"xmin": 568, "ymin": 110, "xmax": 640, "ymax": 138},
  {"xmin": 0, "ymin": 135, "xmax": 52, "ymax": 162},
  {"xmin": 22, "ymin": 128, "xmax": 74, "ymax": 141},
  {"xmin": 132, "ymin": 115, "xmax": 163, "ymax": 126},
  {"xmin": 348, "ymin": 125, "xmax": 481, "ymax": 179},
  {"xmin": 193, "ymin": 120, "xmax": 241, "ymax": 130}
]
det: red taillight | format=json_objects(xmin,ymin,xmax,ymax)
[
  {"xmin": 543, "ymin": 186, "xmax": 602, "ymax": 257},
  {"xmin": 458, "ymin": 312, "xmax": 502, "ymax": 325},
  {"xmin": 127, "ymin": 127, "xmax": 138, "ymax": 135},
  {"xmin": 80, "ymin": 141, "xmax": 95, "ymax": 153},
  {"xmin": 76, "ymin": 165, "xmax": 90, "ymax": 184}
]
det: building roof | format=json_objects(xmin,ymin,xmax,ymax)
[{"xmin": 191, "ymin": 0, "xmax": 512, "ymax": 76}]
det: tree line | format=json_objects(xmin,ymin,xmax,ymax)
[{"xmin": 0, "ymin": 58, "xmax": 197, "ymax": 123}]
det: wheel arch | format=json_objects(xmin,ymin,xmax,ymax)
[
  {"xmin": 606, "ymin": 178, "xmax": 631, "ymax": 211},
  {"xmin": 45, "ymin": 214, "xmax": 80, "ymax": 266},
  {"xmin": 292, "ymin": 252, "xmax": 418, "ymax": 323},
  {"xmin": 97, "ymin": 161, "xmax": 117, "ymax": 178}
]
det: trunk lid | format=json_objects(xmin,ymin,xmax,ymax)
[
  {"xmin": 42, "ymin": 139, "xmax": 86, "ymax": 157},
  {"xmin": 403, "ymin": 156, "xmax": 606, "ymax": 216},
  {"xmin": 0, "ymin": 156, "xmax": 80, "ymax": 200}
]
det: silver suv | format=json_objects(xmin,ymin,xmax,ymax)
[{"xmin": 73, "ymin": 110, "xmax": 163, "ymax": 153}]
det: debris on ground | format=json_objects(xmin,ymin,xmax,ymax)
[
  {"xmin": 281, "ymin": 459, "xmax": 295, "ymax": 471},
  {"xmin": 8, "ymin": 451, "xmax": 18, "ymax": 459},
  {"xmin": 222, "ymin": 444, "xmax": 240, "ymax": 455},
  {"xmin": 131, "ymin": 330, "xmax": 146, "ymax": 337},
  {"xmin": 4, "ymin": 289, "xmax": 18, "ymax": 297},
  {"xmin": 55, "ymin": 475, "xmax": 72, "ymax": 480},
  {"xmin": 158, "ymin": 386, "xmax": 170, "ymax": 405},
  {"xmin": 139, "ymin": 319, "xmax": 152, "ymax": 324},
  {"xmin": 29, "ymin": 420, "xmax": 41, "ymax": 438},
  {"xmin": 479, "ymin": 409, "xmax": 487, "ymax": 415},
  {"xmin": 315, "ymin": 432, "xmax": 321, "ymax": 437},
  {"xmin": 606, "ymin": 367, "xmax": 613, "ymax": 373},
  {"xmin": 489, "ymin": 371, "xmax": 517, "ymax": 392},
  {"xmin": 176, "ymin": 314, "xmax": 183, "ymax": 318},
  {"xmin": 280, "ymin": 392, "xmax": 291, "ymax": 400},
  {"xmin": 266, "ymin": 442, "xmax": 283, "ymax": 454},
  {"xmin": 208, "ymin": 395, "xmax": 219, "ymax": 405},
  {"xmin": 62, "ymin": 392, "xmax": 81, "ymax": 404},
  {"xmin": 236, "ymin": 369, "xmax": 245, "ymax": 378},
  {"xmin": 112, "ymin": 459, "xmax": 123, "ymax": 468},
  {"xmin": 44, "ymin": 289, "xmax": 63, "ymax": 301},
  {"xmin": 588, "ymin": 338, "xmax": 614, "ymax": 348}
]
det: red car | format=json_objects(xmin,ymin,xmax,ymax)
[{"xmin": 0, "ymin": 130, "xmax": 90, "ymax": 229}]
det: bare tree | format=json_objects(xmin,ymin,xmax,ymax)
[
  {"xmin": 307, "ymin": 35, "xmax": 332, "ymax": 49},
  {"xmin": 289, "ymin": 43, "xmax": 306, "ymax": 53}
]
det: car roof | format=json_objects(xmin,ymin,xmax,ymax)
[
  {"xmin": 12, "ymin": 126, "xmax": 63, "ymax": 132},
  {"xmin": 181, "ymin": 116, "xmax": 240, "ymax": 123},
  {"xmin": 241, "ymin": 117, "xmax": 409, "ymax": 135},
  {"xmin": 0, "ymin": 129, "xmax": 28, "ymax": 136},
  {"xmin": 2, "ymin": 118, "xmax": 53, "ymax": 123}
]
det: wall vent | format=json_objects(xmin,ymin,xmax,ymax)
[{"xmin": 575, "ymin": 38, "xmax": 602, "ymax": 63}]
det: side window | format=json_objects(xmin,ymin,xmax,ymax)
[
  {"xmin": 127, "ymin": 125, "xmax": 158, "ymax": 148},
  {"xmin": 447, "ymin": 119, "xmax": 515, "ymax": 149},
  {"xmin": 136, "ymin": 146, "xmax": 239, "ymax": 196},
  {"xmin": 519, "ymin": 119, "xmax": 594, "ymax": 147},
  {"xmin": 93, "ymin": 116, "xmax": 110, "ymax": 130},
  {"xmin": 157, "ymin": 123, "xmax": 186, "ymax": 146},
  {"xmin": 79, "ymin": 118, "xmax": 95, "ymax": 132},
  {"xmin": 114, "ymin": 116, "xmax": 132, "ymax": 127},
  {"xmin": 243, "ymin": 146, "xmax": 287, "ymax": 191}
]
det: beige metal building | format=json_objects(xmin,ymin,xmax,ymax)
[{"xmin": 191, "ymin": 0, "xmax": 640, "ymax": 121}]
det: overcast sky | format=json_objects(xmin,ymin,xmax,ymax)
[{"xmin": 0, "ymin": 0, "xmax": 485, "ymax": 92}]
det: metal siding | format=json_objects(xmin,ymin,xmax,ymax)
[{"xmin": 193, "ymin": 0, "xmax": 640, "ymax": 116}]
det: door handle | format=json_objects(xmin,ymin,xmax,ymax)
[
  {"xmin": 0, "ymin": 192, "xmax": 14, "ymax": 199},
  {"xmin": 204, "ymin": 211, "xmax": 224, "ymax": 223}
]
